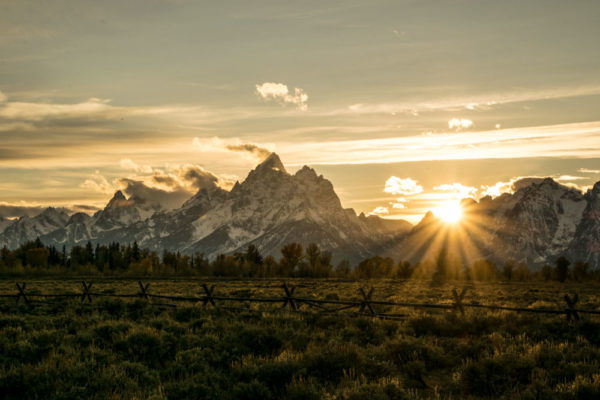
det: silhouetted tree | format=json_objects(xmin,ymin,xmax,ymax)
[
  {"xmin": 502, "ymin": 260, "xmax": 515, "ymax": 281},
  {"xmin": 280, "ymin": 243, "xmax": 303, "ymax": 276},
  {"xmin": 572, "ymin": 260, "xmax": 590, "ymax": 281},
  {"xmin": 397, "ymin": 261, "xmax": 413, "ymax": 279},
  {"xmin": 555, "ymin": 256, "xmax": 571, "ymax": 282}
]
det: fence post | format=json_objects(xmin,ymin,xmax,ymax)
[
  {"xmin": 138, "ymin": 281, "xmax": 151, "ymax": 303},
  {"xmin": 564, "ymin": 293, "xmax": 580, "ymax": 322},
  {"xmin": 15, "ymin": 282, "xmax": 31, "ymax": 307},
  {"xmin": 202, "ymin": 284, "xmax": 217, "ymax": 308},
  {"xmin": 452, "ymin": 287, "xmax": 467, "ymax": 315},
  {"xmin": 359, "ymin": 287, "xmax": 375, "ymax": 315},
  {"xmin": 281, "ymin": 282, "xmax": 297, "ymax": 311},
  {"xmin": 80, "ymin": 281, "xmax": 93, "ymax": 303}
]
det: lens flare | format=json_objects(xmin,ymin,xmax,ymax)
[{"xmin": 434, "ymin": 200, "xmax": 463, "ymax": 223}]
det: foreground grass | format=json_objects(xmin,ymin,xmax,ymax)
[{"xmin": 0, "ymin": 280, "xmax": 599, "ymax": 399}]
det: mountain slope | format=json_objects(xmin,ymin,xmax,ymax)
[
  {"xmin": 567, "ymin": 182, "xmax": 600, "ymax": 267},
  {"xmin": 0, "ymin": 208, "xmax": 70, "ymax": 249},
  {"xmin": 125, "ymin": 153, "xmax": 412, "ymax": 263},
  {"xmin": 388, "ymin": 178, "xmax": 592, "ymax": 267}
]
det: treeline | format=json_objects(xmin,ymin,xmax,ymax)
[{"xmin": 0, "ymin": 238, "xmax": 597, "ymax": 281}]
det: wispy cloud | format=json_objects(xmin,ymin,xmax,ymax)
[
  {"xmin": 434, "ymin": 183, "xmax": 478, "ymax": 198},
  {"xmin": 555, "ymin": 175, "xmax": 587, "ymax": 181},
  {"xmin": 278, "ymin": 121, "xmax": 600, "ymax": 166},
  {"xmin": 342, "ymin": 86, "xmax": 600, "ymax": 116},
  {"xmin": 225, "ymin": 143, "xmax": 272, "ymax": 160},
  {"xmin": 80, "ymin": 171, "xmax": 114, "ymax": 195},
  {"xmin": 120, "ymin": 158, "xmax": 153, "ymax": 174},
  {"xmin": 579, "ymin": 168, "xmax": 600, "ymax": 174},
  {"xmin": 255, "ymin": 82, "xmax": 308, "ymax": 111}
]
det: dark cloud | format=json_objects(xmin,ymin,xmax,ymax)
[
  {"xmin": 512, "ymin": 177, "xmax": 547, "ymax": 191},
  {"xmin": 150, "ymin": 174, "xmax": 180, "ymax": 189},
  {"xmin": 71, "ymin": 204, "xmax": 102, "ymax": 213},
  {"xmin": 225, "ymin": 144, "xmax": 271, "ymax": 160},
  {"xmin": 0, "ymin": 205, "xmax": 48, "ymax": 218},
  {"xmin": 179, "ymin": 166, "xmax": 220, "ymax": 190},
  {"xmin": 117, "ymin": 178, "xmax": 192, "ymax": 210}
]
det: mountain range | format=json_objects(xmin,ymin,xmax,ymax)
[{"xmin": 0, "ymin": 153, "xmax": 599, "ymax": 268}]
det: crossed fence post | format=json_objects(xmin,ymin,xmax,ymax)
[
  {"xmin": 564, "ymin": 293, "xmax": 580, "ymax": 322},
  {"xmin": 358, "ymin": 287, "xmax": 376, "ymax": 315},
  {"xmin": 452, "ymin": 287, "xmax": 468, "ymax": 315},
  {"xmin": 138, "ymin": 281, "xmax": 151, "ymax": 303},
  {"xmin": 80, "ymin": 281, "xmax": 93, "ymax": 303},
  {"xmin": 281, "ymin": 282, "xmax": 297, "ymax": 311},
  {"xmin": 15, "ymin": 282, "xmax": 31, "ymax": 307},
  {"xmin": 202, "ymin": 284, "xmax": 217, "ymax": 308}
]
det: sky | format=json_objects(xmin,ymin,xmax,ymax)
[{"xmin": 1, "ymin": 0, "xmax": 600, "ymax": 223}]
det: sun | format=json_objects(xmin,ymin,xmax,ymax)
[{"xmin": 434, "ymin": 200, "xmax": 463, "ymax": 224}]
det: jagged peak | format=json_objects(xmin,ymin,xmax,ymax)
[
  {"xmin": 107, "ymin": 190, "xmax": 132, "ymax": 208},
  {"xmin": 294, "ymin": 165, "xmax": 318, "ymax": 179},
  {"xmin": 256, "ymin": 152, "xmax": 287, "ymax": 174},
  {"xmin": 40, "ymin": 207, "xmax": 67, "ymax": 218},
  {"xmin": 112, "ymin": 190, "xmax": 126, "ymax": 201},
  {"xmin": 417, "ymin": 211, "xmax": 438, "ymax": 225},
  {"xmin": 67, "ymin": 212, "xmax": 91, "ymax": 224}
]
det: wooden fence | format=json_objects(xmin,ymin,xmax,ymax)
[{"xmin": 2, "ymin": 281, "xmax": 600, "ymax": 323}]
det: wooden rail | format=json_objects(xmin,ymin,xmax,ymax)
[{"xmin": 2, "ymin": 280, "xmax": 599, "ymax": 323}]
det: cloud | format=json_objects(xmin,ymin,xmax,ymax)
[
  {"xmin": 392, "ymin": 203, "xmax": 406, "ymax": 209},
  {"xmin": 255, "ymin": 82, "xmax": 308, "ymax": 111},
  {"xmin": 448, "ymin": 118, "xmax": 473, "ymax": 130},
  {"xmin": 556, "ymin": 175, "xmax": 587, "ymax": 182},
  {"xmin": 0, "ymin": 202, "xmax": 98, "ymax": 219},
  {"xmin": 120, "ymin": 158, "xmax": 153, "ymax": 174},
  {"xmin": 342, "ymin": 86, "xmax": 600, "ymax": 116},
  {"xmin": 579, "ymin": 168, "xmax": 600, "ymax": 174},
  {"xmin": 384, "ymin": 177, "xmax": 423, "ymax": 195},
  {"xmin": 192, "ymin": 136, "xmax": 274, "ymax": 162},
  {"xmin": 225, "ymin": 143, "xmax": 272, "ymax": 160},
  {"xmin": 172, "ymin": 165, "xmax": 224, "ymax": 190},
  {"xmin": 82, "ymin": 161, "xmax": 233, "ymax": 212},
  {"xmin": 481, "ymin": 176, "xmax": 547, "ymax": 197},
  {"xmin": 0, "ymin": 91, "xmax": 6, "ymax": 103},
  {"xmin": 80, "ymin": 172, "xmax": 114, "ymax": 194},
  {"xmin": 433, "ymin": 183, "xmax": 478, "ymax": 198},
  {"xmin": 369, "ymin": 206, "xmax": 389, "ymax": 216},
  {"xmin": 277, "ymin": 121, "xmax": 600, "ymax": 166},
  {"xmin": 0, "ymin": 203, "xmax": 51, "ymax": 218},
  {"xmin": 115, "ymin": 178, "xmax": 192, "ymax": 210}
]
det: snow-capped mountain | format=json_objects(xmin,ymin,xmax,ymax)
[
  {"xmin": 40, "ymin": 190, "xmax": 169, "ymax": 247},
  {"xmin": 1, "ymin": 153, "xmax": 599, "ymax": 268},
  {"xmin": 388, "ymin": 177, "xmax": 598, "ymax": 268},
  {"xmin": 567, "ymin": 182, "xmax": 600, "ymax": 267},
  {"xmin": 0, "ymin": 208, "xmax": 70, "ymax": 249},
  {"xmin": 0, "ymin": 217, "xmax": 13, "ymax": 234},
  {"xmin": 93, "ymin": 153, "xmax": 411, "ymax": 263}
]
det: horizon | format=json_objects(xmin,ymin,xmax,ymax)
[
  {"xmin": 2, "ymin": 152, "xmax": 599, "ymax": 226},
  {"xmin": 2, "ymin": 1, "xmax": 600, "ymax": 223}
]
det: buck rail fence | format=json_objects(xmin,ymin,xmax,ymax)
[{"xmin": 2, "ymin": 280, "xmax": 600, "ymax": 323}]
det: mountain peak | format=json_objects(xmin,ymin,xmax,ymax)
[
  {"xmin": 257, "ymin": 152, "xmax": 286, "ymax": 174},
  {"xmin": 107, "ymin": 190, "xmax": 130, "ymax": 208}
]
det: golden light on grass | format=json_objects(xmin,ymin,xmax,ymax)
[{"xmin": 434, "ymin": 200, "xmax": 463, "ymax": 224}]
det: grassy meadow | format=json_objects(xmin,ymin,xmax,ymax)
[{"xmin": 0, "ymin": 278, "xmax": 599, "ymax": 399}]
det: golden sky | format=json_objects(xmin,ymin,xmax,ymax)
[{"xmin": 1, "ymin": 1, "xmax": 599, "ymax": 223}]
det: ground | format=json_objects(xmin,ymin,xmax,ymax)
[{"xmin": 0, "ymin": 278, "xmax": 599, "ymax": 399}]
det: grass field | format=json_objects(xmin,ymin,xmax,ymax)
[{"xmin": 1, "ymin": 278, "xmax": 599, "ymax": 399}]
